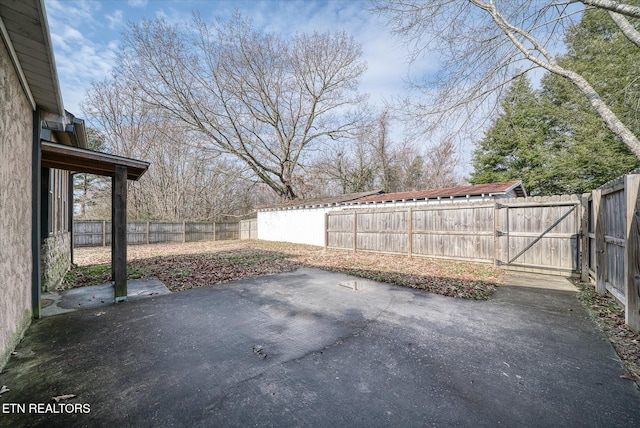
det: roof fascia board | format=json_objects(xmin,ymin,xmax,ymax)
[
  {"xmin": 0, "ymin": 15, "xmax": 36, "ymax": 110},
  {"xmin": 36, "ymin": 0, "xmax": 64, "ymax": 116},
  {"xmin": 503, "ymin": 180, "xmax": 527, "ymax": 197}
]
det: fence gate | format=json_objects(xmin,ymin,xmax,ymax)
[{"xmin": 495, "ymin": 198, "xmax": 582, "ymax": 274}]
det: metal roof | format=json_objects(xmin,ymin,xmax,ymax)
[
  {"xmin": 349, "ymin": 181, "xmax": 527, "ymax": 204},
  {"xmin": 0, "ymin": 0, "xmax": 64, "ymax": 116},
  {"xmin": 257, "ymin": 190, "xmax": 384, "ymax": 211}
]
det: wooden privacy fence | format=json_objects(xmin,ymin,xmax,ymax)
[
  {"xmin": 240, "ymin": 219, "xmax": 258, "ymax": 240},
  {"xmin": 326, "ymin": 195, "xmax": 584, "ymax": 275},
  {"xmin": 589, "ymin": 170, "xmax": 640, "ymax": 330},
  {"xmin": 73, "ymin": 220, "xmax": 248, "ymax": 247}
]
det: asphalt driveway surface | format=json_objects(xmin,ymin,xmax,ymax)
[{"xmin": 1, "ymin": 267, "xmax": 639, "ymax": 427}]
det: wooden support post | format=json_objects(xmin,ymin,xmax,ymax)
[
  {"xmin": 407, "ymin": 207, "xmax": 413, "ymax": 258},
  {"xmin": 580, "ymin": 194, "xmax": 590, "ymax": 282},
  {"xmin": 592, "ymin": 189, "xmax": 606, "ymax": 295},
  {"xmin": 624, "ymin": 174, "xmax": 640, "ymax": 331},
  {"xmin": 112, "ymin": 165, "xmax": 128, "ymax": 302},
  {"xmin": 183, "ymin": 221, "xmax": 187, "ymax": 243}
]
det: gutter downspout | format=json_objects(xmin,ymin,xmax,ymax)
[{"xmin": 31, "ymin": 107, "xmax": 41, "ymax": 319}]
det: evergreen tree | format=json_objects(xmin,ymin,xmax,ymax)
[
  {"xmin": 471, "ymin": 8, "xmax": 640, "ymax": 195},
  {"xmin": 470, "ymin": 76, "xmax": 554, "ymax": 195}
]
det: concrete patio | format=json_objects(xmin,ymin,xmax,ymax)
[{"xmin": 1, "ymin": 268, "xmax": 639, "ymax": 427}]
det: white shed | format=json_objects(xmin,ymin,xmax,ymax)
[
  {"xmin": 257, "ymin": 191, "xmax": 382, "ymax": 246},
  {"xmin": 256, "ymin": 181, "xmax": 526, "ymax": 246}
]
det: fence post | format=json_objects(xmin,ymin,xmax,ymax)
[
  {"xmin": 324, "ymin": 213, "xmax": 328, "ymax": 249},
  {"xmin": 592, "ymin": 189, "xmax": 606, "ymax": 295},
  {"xmin": 624, "ymin": 174, "xmax": 640, "ymax": 331},
  {"xmin": 183, "ymin": 221, "xmax": 187, "ymax": 243},
  {"xmin": 146, "ymin": 221, "xmax": 150, "ymax": 245},
  {"xmin": 407, "ymin": 207, "xmax": 413, "ymax": 258},
  {"xmin": 353, "ymin": 211, "xmax": 357, "ymax": 253},
  {"xmin": 213, "ymin": 222, "xmax": 216, "ymax": 241},
  {"xmin": 580, "ymin": 194, "xmax": 590, "ymax": 282},
  {"xmin": 493, "ymin": 202, "xmax": 499, "ymax": 266},
  {"xmin": 102, "ymin": 220, "xmax": 106, "ymax": 247}
]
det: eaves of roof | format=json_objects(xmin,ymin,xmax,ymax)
[{"xmin": 0, "ymin": 0, "xmax": 64, "ymax": 116}]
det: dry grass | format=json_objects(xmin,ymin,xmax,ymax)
[{"xmin": 70, "ymin": 240, "xmax": 503, "ymax": 299}]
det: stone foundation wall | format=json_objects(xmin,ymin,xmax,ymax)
[{"xmin": 41, "ymin": 232, "xmax": 72, "ymax": 292}]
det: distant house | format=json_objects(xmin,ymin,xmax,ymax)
[
  {"xmin": 256, "ymin": 181, "xmax": 526, "ymax": 247},
  {"xmin": 0, "ymin": 0, "xmax": 149, "ymax": 369}
]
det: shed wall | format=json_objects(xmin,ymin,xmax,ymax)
[
  {"xmin": 0, "ymin": 39, "xmax": 33, "ymax": 369},
  {"xmin": 258, "ymin": 206, "xmax": 338, "ymax": 246}
]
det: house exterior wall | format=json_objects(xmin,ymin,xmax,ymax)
[
  {"xmin": 0, "ymin": 39, "xmax": 33, "ymax": 369},
  {"xmin": 258, "ymin": 206, "xmax": 340, "ymax": 247}
]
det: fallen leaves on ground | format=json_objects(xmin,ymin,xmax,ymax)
[
  {"xmin": 71, "ymin": 240, "xmax": 503, "ymax": 299},
  {"xmin": 575, "ymin": 280, "xmax": 640, "ymax": 387}
]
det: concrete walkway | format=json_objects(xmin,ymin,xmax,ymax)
[{"xmin": 1, "ymin": 268, "xmax": 638, "ymax": 427}]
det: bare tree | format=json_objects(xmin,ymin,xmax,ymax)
[
  {"xmin": 372, "ymin": 0, "xmax": 640, "ymax": 159},
  {"xmin": 117, "ymin": 14, "xmax": 367, "ymax": 200},
  {"xmin": 82, "ymin": 75, "xmax": 253, "ymax": 221},
  {"xmin": 311, "ymin": 110, "xmax": 461, "ymax": 194}
]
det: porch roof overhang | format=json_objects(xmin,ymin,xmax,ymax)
[{"xmin": 41, "ymin": 141, "xmax": 149, "ymax": 180}]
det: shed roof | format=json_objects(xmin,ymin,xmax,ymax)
[
  {"xmin": 257, "ymin": 190, "xmax": 383, "ymax": 211},
  {"xmin": 349, "ymin": 181, "xmax": 526, "ymax": 204}
]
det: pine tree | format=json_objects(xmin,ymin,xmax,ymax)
[
  {"xmin": 471, "ymin": 8, "xmax": 640, "ymax": 195},
  {"xmin": 470, "ymin": 75, "xmax": 554, "ymax": 195}
]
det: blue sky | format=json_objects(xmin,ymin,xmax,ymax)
[{"xmin": 44, "ymin": 0, "xmax": 425, "ymax": 116}]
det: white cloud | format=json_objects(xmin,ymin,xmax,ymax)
[
  {"xmin": 128, "ymin": 0, "xmax": 148, "ymax": 7},
  {"xmin": 44, "ymin": 0, "xmax": 119, "ymax": 114},
  {"xmin": 106, "ymin": 10, "xmax": 124, "ymax": 30}
]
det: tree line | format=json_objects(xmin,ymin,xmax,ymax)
[
  {"xmin": 77, "ymin": 2, "xmax": 640, "ymax": 220},
  {"xmin": 76, "ymin": 13, "xmax": 459, "ymax": 221}
]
